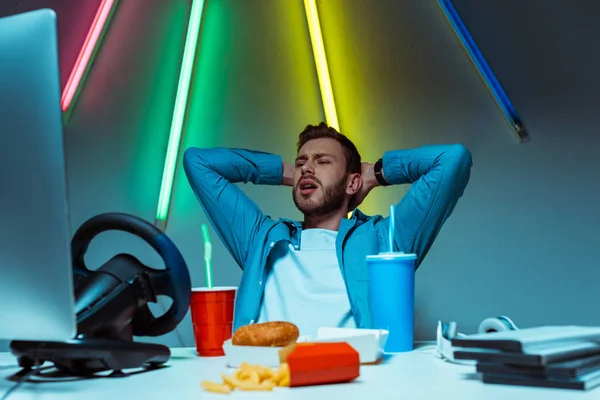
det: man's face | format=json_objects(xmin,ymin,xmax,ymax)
[{"xmin": 293, "ymin": 138, "xmax": 350, "ymax": 217}]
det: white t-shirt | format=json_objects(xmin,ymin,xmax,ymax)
[{"xmin": 256, "ymin": 228, "xmax": 356, "ymax": 337}]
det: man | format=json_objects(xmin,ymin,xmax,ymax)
[{"xmin": 183, "ymin": 122, "xmax": 472, "ymax": 336}]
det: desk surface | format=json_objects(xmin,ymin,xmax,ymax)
[{"xmin": 0, "ymin": 347, "xmax": 596, "ymax": 399}]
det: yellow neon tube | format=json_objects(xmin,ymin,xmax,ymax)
[{"xmin": 303, "ymin": 0, "xmax": 339, "ymax": 131}]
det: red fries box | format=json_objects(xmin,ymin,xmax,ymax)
[{"xmin": 279, "ymin": 342, "xmax": 360, "ymax": 387}]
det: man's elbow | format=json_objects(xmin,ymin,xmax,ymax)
[
  {"xmin": 182, "ymin": 147, "xmax": 209, "ymax": 176},
  {"xmin": 446, "ymin": 143, "xmax": 473, "ymax": 170},
  {"xmin": 442, "ymin": 143, "xmax": 473, "ymax": 190}
]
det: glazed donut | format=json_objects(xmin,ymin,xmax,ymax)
[{"xmin": 232, "ymin": 321, "xmax": 300, "ymax": 347}]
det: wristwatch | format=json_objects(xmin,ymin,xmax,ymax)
[{"xmin": 374, "ymin": 158, "xmax": 390, "ymax": 186}]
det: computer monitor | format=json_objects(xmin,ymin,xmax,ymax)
[{"xmin": 0, "ymin": 9, "xmax": 76, "ymax": 341}]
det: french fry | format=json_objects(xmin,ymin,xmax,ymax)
[
  {"xmin": 221, "ymin": 373, "xmax": 237, "ymax": 388},
  {"xmin": 249, "ymin": 369, "xmax": 261, "ymax": 384},
  {"xmin": 237, "ymin": 379, "xmax": 275, "ymax": 391},
  {"xmin": 275, "ymin": 363, "xmax": 290, "ymax": 387},
  {"xmin": 234, "ymin": 368, "xmax": 249, "ymax": 381},
  {"xmin": 201, "ymin": 380, "xmax": 232, "ymax": 394},
  {"xmin": 260, "ymin": 367, "xmax": 275, "ymax": 382},
  {"xmin": 223, "ymin": 373, "xmax": 274, "ymax": 391}
]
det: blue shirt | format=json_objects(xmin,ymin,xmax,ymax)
[
  {"xmin": 183, "ymin": 144, "xmax": 472, "ymax": 332},
  {"xmin": 256, "ymin": 228, "xmax": 356, "ymax": 337}
]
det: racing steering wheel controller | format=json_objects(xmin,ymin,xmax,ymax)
[{"xmin": 10, "ymin": 213, "xmax": 192, "ymax": 377}]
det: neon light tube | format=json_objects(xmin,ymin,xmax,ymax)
[
  {"xmin": 61, "ymin": 0, "xmax": 119, "ymax": 114},
  {"xmin": 155, "ymin": 0, "xmax": 206, "ymax": 228},
  {"xmin": 303, "ymin": 0, "xmax": 340, "ymax": 131},
  {"xmin": 437, "ymin": 0, "xmax": 529, "ymax": 143}
]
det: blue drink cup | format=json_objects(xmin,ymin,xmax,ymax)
[{"xmin": 366, "ymin": 252, "xmax": 417, "ymax": 352}]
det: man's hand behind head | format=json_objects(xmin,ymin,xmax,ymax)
[{"xmin": 349, "ymin": 162, "xmax": 377, "ymax": 211}]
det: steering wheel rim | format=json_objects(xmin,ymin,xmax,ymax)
[{"xmin": 71, "ymin": 212, "xmax": 191, "ymax": 337}]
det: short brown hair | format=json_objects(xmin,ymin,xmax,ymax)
[{"xmin": 297, "ymin": 122, "xmax": 361, "ymax": 174}]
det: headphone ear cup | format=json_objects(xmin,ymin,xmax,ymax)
[
  {"xmin": 478, "ymin": 316, "xmax": 518, "ymax": 334},
  {"xmin": 496, "ymin": 315, "xmax": 518, "ymax": 331}
]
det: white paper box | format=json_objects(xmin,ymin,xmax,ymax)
[
  {"xmin": 311, "ymin": 327, "xmax": 389, "ymax": 364},
  {"xmin": 222, "ymin": 328, "xmax": 388, "ymax": 368}
]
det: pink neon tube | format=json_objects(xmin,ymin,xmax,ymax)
[{"xmin": 61, "ymin": 0, "xmax": 115, "ymax": 111}]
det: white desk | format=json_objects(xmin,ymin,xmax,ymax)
[{"xmin": 0, "ymin": 347, "xmax": 595, "ymax": 399}]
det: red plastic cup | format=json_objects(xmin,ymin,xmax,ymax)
[{"xmin": 190, "ymin": 286, "xmax": 237, "ymax": 357}]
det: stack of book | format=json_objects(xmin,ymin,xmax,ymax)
[{"xmin": 451, "ymin": 326, "xmax": 600, "ymax": 390}]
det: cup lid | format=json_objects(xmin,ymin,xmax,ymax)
[
  {"xmin": 192, "ymin": 286, "xmax": 238, "ymax": 292},
  {"xmin": 366, "ymin": 252, "xmax": 417, "ymax": 260}
]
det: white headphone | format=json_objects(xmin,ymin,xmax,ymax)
[
  {"xmin": 436, "ymin": 316, "xmax": 518, "ymax": 365},
  {"xmin": 478, "ymin": 315, "xmax": 518, "ymax": 333}
]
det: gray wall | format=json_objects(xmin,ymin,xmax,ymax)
[{"xmin": 1, "ymin": 0, "xmax": 599, "ymax": 351}]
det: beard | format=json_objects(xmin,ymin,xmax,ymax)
[{"xmin": 293, "ymin": 175, "xmax": 348, "ymax": 217}]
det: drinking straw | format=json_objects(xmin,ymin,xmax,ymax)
[
  {"xmin": 201, "ymin": 224, "xmax": 213, "ymax": 289},
  {"xmin": 389, "ymin": 205, "xmax": 395, "ymax": 253}
]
